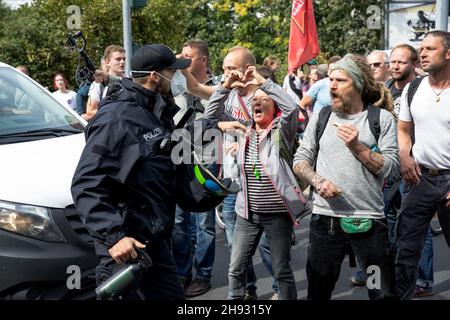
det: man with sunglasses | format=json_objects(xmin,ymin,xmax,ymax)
[
  {"xmin": 367, "ymin": 50, "xmax": 391, "ymax": 83},
  {"xmin": 71, "ymin": 44, "xmax": 191, "ymax": 299}
]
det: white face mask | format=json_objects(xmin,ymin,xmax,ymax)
[{"xmin": 170, "ymin": 70, "xmax": 187, "ymax": 97}]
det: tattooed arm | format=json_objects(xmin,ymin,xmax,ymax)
[
  {"xmin": 294, "ymin": 160, "xmax": 341, "ymax": 199},
  {"xmin": 349, "ymin": 142, "xmax": 385, "ymax": 174},
  {"xmin": 336, "ymin": 124, "xmax": 384, "ymax": 174}
]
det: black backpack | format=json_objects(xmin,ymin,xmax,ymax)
[{"xmin": 315, "ymin": 104, "xmax": 381, "ymax": 149}]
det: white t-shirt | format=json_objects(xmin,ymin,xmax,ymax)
[
  {"xmin": 282, "ymin": 75, "xmax": 301, "ymax": 106},
  {"xmin": 398, "ymin": 76, "xmax": 450, "ymax": 169},
  {"xmin": 51, "ymin": 90, "xmax": 77, "ymax": 110},
  {"xmin": 88, "ymin": 82, "xmax": 108, "ymax": 102}
]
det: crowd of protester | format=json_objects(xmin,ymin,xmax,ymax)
[{"xmin": 17, "ymin": 29, "xmax": 449, "ymax": 300}]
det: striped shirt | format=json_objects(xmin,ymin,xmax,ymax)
[{"xmin": 244, "ymin": 131, "xmax": 288, "ymax": 214}]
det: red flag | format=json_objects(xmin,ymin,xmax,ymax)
[{"xmin": 288, "ymin": 0, "xmax": 320, "ymax": 73}]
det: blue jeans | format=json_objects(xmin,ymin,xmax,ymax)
[
  {"xmin": 222, "ymin": 193, "xmax": 257, "ymax": 291},
  {"xmin": 222, "ymin": 193, "xmax": 238, "ymax": 248},
  {"xmin": 383, "ymin": 177, "xmax": 403, "ymax": 250},
  {"xmin": 223, "ymin": 194, "xmax": 278, "ymax": 292},
  {"xmin": 258, "ymin": 232, "xmax": 279, "ymax": 293},
  {"xmin": 171, "ymin": 206, "xmax": 216, "ymax": 282},
  {"xmin": 416, "ymin": 226, "xmax": 434, "ymax": 290},
  {"xmin": 228, "ymin": 213, "xmax": 297, "ymax": 300},
  {"xmin": 75, "ymin": 81, "xmax": 91, "ymax": 115}
]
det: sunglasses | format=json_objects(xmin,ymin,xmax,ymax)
[{"xmin": 370, "ymin": 62, "xmax": 387, "ymax": 68}]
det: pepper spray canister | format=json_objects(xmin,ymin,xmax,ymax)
[{"xmin": 95, "ymin": 247, "xmax": 152, "ymax": 299}]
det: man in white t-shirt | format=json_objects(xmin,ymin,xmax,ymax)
[
  {"xmin": 83, "ymin": 45, "xmax": 126, "ymax": 121},
  {"xmin": 395, "ymin": 30, "xmax": 450, "ymax": 300}
]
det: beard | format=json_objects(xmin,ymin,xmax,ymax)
[
  {"xmin": 422, "ymin": 61, "xmax": 445, "ymax": 74},
  {"xmin": 331, "ymin": 93, "xmax": 354, "ymax": 113},
  {"xmin": 392, "ymin": 69, "xmax": 413, "ymax": 81},
  {"xmin": 155, "ymin": 78, "xmax": 173, "ymax": 99}
]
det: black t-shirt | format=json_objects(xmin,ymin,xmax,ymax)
[{"xmin": 387, "ymin": 81, "xmax": 404, "ymax": 116}]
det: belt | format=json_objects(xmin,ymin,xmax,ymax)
[{"xmin": 420, "ymin": 165, "xmax": 450, "ymax": 176}]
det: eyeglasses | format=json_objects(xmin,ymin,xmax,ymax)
[{"xmin": 369, "ymin": 62, "xmax": 388, "ymax": 68}]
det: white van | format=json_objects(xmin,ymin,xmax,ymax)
[{"xmin": 0, "ymin": 62, "xmax": 97, "ymax": 299}]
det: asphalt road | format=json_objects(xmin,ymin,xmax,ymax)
[{"xmin": 192, "ymin": 215, "xmax": 450, "ymax": 300}]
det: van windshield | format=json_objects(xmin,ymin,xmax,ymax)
[{"xmin": 0, "ymin": 67, "xmax": 84, "ymax": 140}]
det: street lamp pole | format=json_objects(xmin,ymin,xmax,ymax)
[
  {"xmin": 123, "ymin": 0, "xmax": 132, "ymax": 77},
  {"xmin": 436, "ymin": 0, "xmax": 449, "ymax": 31}
]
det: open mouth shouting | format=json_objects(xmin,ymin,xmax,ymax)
[
  {"xmin": 331, "ymin": 92, "xmax": 340, "ymax": 103},
  {"xmin": 252, "ymin": 104, "xmax": 266, "ymax": 122}
]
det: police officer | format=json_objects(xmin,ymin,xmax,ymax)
[{"xmin": 71, "ymin": 44, "xmax": 191, "ymax": 300}]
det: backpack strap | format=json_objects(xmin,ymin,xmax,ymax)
[
  {"xmin": 407, "ymin": 77, "xmax": 424, "ymax": 108},
  {"xmin": 307, "ymin": 106, "xmax": 333, "ymax": 197},
  {"xmin": 367, "ymin": 104, "xmax": 381, "ymax": 143},
  {"xmin": 405, "ymin": 77, "xmax": 423, "ymax": 145},
  {"xmin": 315, "ymin": 106, "xmax": 333, "ymax": 149},
  {"xmin": 385, "ymin": 78, "xmax": 394, "ymax": 90}
]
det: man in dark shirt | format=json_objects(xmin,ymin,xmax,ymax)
[{"xmin": 387, "ymin": 44, "xmax": 419, "ymax": 115}]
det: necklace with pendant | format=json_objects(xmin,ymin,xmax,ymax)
[{"xmin": 430, "ymin": 82, "xmax": 450, "ymax": 102}]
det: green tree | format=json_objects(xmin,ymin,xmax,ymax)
[
  {"xmin": 0, "ymin": 0, "xmax": 386, "ymax": 88},
  {"xmin": 0, "ymin": 0, "xmax": 190, "ymax": 88},
  {"xmin": 314, "ymin": 0, "xmax": 384, "ymax": 58},
  {"xmin": 182, "ymin": 0, "xmax": 291, "ymax": 79}
]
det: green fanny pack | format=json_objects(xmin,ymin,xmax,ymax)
[{"xmin": 340, "ymin": 218, "xmax": 373, "ymax": 234}]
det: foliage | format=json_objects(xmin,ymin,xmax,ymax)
[
  {"xmin": 0, "ymin": 0, "xmax": 383, "ymax": 88},
  {"xmin": 314, "ymin": 0, "xmax": 383, "ymax": 59}
]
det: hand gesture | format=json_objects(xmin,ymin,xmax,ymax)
[
  {"xmin": 94, "ymin": 69, "xmax": 108, "ymax": 84},
  {"xmin": 317, "ymin": 179, "xmax": 342, "ymax": 199},
  {"xmin": 225, "ymin": 142, "xmax": 239, "ymax": 157},
  {"xmin": 108, "ymin": 237, "xmax": 146, "ymax": 264},
  {"xmin": 242, "ymin": 66, "xmax": 266, "ymax": 87},
  {"xmin": 336, "ymin": 124, "xmax": 359, "ymax": 150},
  {"xmin": 222, "ymin": 70, "xmax": 245, "ymax": 90}
]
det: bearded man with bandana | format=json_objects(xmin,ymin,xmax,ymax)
[{"xmin": 293, "ymin": 55, "xmax": 400, "ymax": 300}]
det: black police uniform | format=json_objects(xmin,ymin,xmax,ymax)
[{"xmin": 71, "ymin": 78, "xmax": 185, "ymax": 299}]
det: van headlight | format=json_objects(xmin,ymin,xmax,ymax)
[{"xmin": 0, "ymin": 200, "xmax": 66, "ymax": 242}]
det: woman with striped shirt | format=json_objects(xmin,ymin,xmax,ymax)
[{"xmin": 219, "ymin": 67, "xmax": 309, "ymax": 300}]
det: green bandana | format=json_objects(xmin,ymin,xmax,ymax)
[{"xmin": 330, "ymin": 58, "xmax": 364, "ymax": 92}]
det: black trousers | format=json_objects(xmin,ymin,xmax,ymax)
[
  {"xmin": 95, "ymin": 239, "xmax": 185, "ymax": 300},
  {"xmin": 395, "ymin": 171, "xmax": 450, "ymax": 300},
  {"xmin": 307, "ymin": 214, "xmax": 397, "ymax": 300}
]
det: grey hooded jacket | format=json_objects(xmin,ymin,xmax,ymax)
[{"xmin": 206, "ymin": 79, "xmax": 310, "ymax": 223}]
